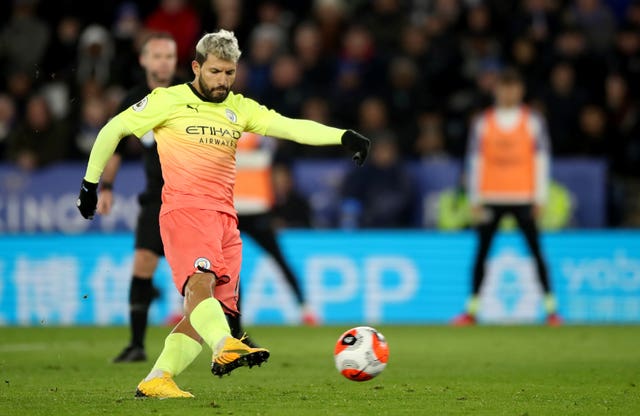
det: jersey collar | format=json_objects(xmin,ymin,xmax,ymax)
[{"xmin": 187, "ymin": 82, "xmax": 218, "ymax": 103}]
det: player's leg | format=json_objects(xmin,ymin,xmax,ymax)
[
  {"xmin": 136, "ymin": 208, "xmax": 226, "ymax": 398},
  {"xmin": 453, "ymin": 205, "xmax": 503, "ymax": 325},
  {"xmin": 512, "ymin": 205, "xmax": 561, "ymax": 325},
  {"xmin": 211, "ymin": 214, "xmax": 269, "ymax": 376},
  {"xmin": 136, "ymin": 317, "xmax": 202, "ymax": 398},
  {"xmin": 239, "ymin": 213, "xmax": 316, "ymax": 324},
  {"xmin": 225, "ymin": 289, "xmax": 260, "ymax": 347},
  {"xmin": 114, "ymin": 202, "xmax": 163, "ymax": 363},
  {"xmin": 159, "ymin": 209, "xmax": 267, "ymax": 375}
]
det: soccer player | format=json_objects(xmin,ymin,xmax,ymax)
[
  {"xmin": 97, "ymin": 32, "xmax": 178, "ymax": 363},
  {"xmin": 98, "ymin": 32, "xmax": 256, "ymax": 363},
  {"xmin": 453, "ymin": 68, "xmax": 562, "ymax": 326},
  {"xmin": 76, "ymin": 30, "xmax": 370, "ymax": 398}
]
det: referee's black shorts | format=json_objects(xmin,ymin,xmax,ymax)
[{"xmin": 134, "ymin": 200, "xmax": 164, "ymax": 257}]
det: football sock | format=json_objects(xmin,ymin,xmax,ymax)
[
  {"xmin": 146, "ymin": 333, "xmax": 202, "ymax": 380},
  {"xmin": 544, "ymin": 294, "xmax": 557, "ymax": 315},
  {"xmin": 466, "ymin": 296, "xmax": 480, "ymax": 316},
  {"xmin": 129, "ymin": 276, "xmax": 154, "ymax": 348},
  {"xmin": 189, "ymin": 297, "xmax": 231, "ymax": 352},
  {"xmin": 226, "ymin": 312, "xmax": 243, "ymax": 339}
]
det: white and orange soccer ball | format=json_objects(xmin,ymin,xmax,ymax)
[{"xmin": 333, "ymin": 326, "xmax": 389, "ymax": 381}]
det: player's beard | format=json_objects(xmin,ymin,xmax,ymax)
[{"xmin": 198, "ymin": 75, "xmax": 230, "ymax": 103}]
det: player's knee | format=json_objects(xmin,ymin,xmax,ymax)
[
  {"xmin": 184, "ymin": 273, "xmax": 216, "ymax": 298},
  {"xmin": 133, "ymin": 249, "xmax": 159, "ymax": 275}
]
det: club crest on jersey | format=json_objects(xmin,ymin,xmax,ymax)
[
  {"xmin": 194, "ymin": 257, "xmax": 211, "ymax": 272},
  {"xmin": 132, "ymin": 96, "xmax": 148, "ymax": 112},
  {"xmin": 225, "ymin": 108, "xmax": 237, "ymax": 123}
]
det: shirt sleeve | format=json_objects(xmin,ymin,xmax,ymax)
[
  {"xmin": 84, "ymin": 115, "xmax": 133, "ymax": 183},
  {"xmin": 118, "ymin": 88, "xmax": 170, "ymax": 138},
  {"xmin": 241, "ymin": 96, "xmax": 344, "ymax": 145},
  {"xmin": 530, "ymin": 111, "xmax": 551, "ymax": 204},
  {"xmin": 466, "ymin": 116, "xmax": 484, "ymax": 204}
]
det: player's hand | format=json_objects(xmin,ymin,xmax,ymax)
[
  {"xmin": 77, "ymin": 179, "xmax": 98, "ymax": 219},
  {"xmin": 532, "ymin": 204, "xmax": 543, "ymax": 221},
  {"xmin": 470, "ymin": 204, "xmax": 486, "ymax": 224},
  {"xmin": 97, "ymin": 188, "xmax": 114, "ymax": 215},
  {"xmin": 341, "ymin": 130, "xmax": 370, "ymax": 167}
]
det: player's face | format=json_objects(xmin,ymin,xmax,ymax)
[
  {"xmin": 140, "ymin": 39, "xmax": 177, "ymax": 84},
  {"xmin": 494, "ymin": 82, "xmax": 524, "ymax": 108},
  {"xmin": 193, "ymin": 54, "xmax": 237, "ymax": 103}
]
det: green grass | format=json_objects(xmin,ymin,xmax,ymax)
[{"xmin": 0, "ymin": 325, "xmax": 638, "ymax": 416}]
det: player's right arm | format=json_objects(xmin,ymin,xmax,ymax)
[{"xmin": 77, "ymin": 90, "xmax": 169, "ymax": 219}]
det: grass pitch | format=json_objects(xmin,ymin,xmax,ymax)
[{"xmin": 0, "ymin": 325, "xmax": 638, "ymax": 416}]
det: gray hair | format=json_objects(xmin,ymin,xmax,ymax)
[{"xmin": 194, "ymin": 30, "xmax": 242, "ymax": 64}]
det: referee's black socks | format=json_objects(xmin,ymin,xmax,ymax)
[{"xmin": 129, "ymin": 276, "xmax": 155, "ymax": 348}]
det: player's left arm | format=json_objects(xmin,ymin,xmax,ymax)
[
  {"xmin": 531, "ymin": 111, "xmax": 551, "ymax": 209},
  {"xmin": 242, "ymin": 98, "xmax": 370, "ymax": 166},
  {"xmin": 267, "ymin": 115, "xmax": 370, "ymax": 166}
]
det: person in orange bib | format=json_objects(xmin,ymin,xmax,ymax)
[
  {"xmin": 453, "ymin": 68, "xmax": 562, "ymax": 327},
  {"xmin": 235, "ymin": 132, "xmax": 318, "ymax": 325}
]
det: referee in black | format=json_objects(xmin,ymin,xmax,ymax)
[{"xmin": 97, "ymin": 32, "xmax": 180, "ymax": 362}]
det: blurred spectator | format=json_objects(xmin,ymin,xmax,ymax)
[
  {"xmin": 0, "ymin": 94, "xmax": 17, "ymax": 159},
  {"xmin": 565, "ymin": 0, "xmax": 616, "ymax": 53},
  {"xmin": 6, "ymin": 95, "xmax": 69, "ymax": 170},
  {"xmin": 42, "ymin": 16, "xmax": 81, "ymax": 87},
  {"xmin": 575, "ymin": 104, "xmax": 611, "ymax": 157},
  {"xmin": 293, "ymin": 22, "xmax": 335, "ymax": 93},
  {"xmin": 609, "ymin": 23, "xmax": 640, "ymax": 94},
  {"xmin": 340, "ymin": 132, "xmax": 416, "ymax": 228},
  {"xmin": 5, "ymin": 70, "xmax": 34, "ymax": 113},
  {"xmin": 144, "ymin": 0, "xmax": 200, "ymax": 68},
  {"xmin": 511, "ymin": 0, "xmax": 561, "ymax": 43},
  {"xmin": 331, "ymin": 25, "xmax": 384, "ymax": 125},
  {"xmin": 384, "ymin": 56, "xmax": 424, "ymax": 154},
  {"xmin": 626, "ymin": 0, "xmax": 640, "ymax": 28},
  {"xmin": 415, "ymin": 115, "xmax": 448, "ymax": 160},
  {"xmin": 357, "ymin": 96, "xmax": 391, "ymax": 138},
  {"xmin": 246, "ymin": 23, "xmax": 285, "ymax": 100},
  {"xmin": 361, "ymin": 0, "xmax": 408, "ymax": 53},
  {"xmin": 312, "ymin": 0, "xmax": 348, "ymax": 54},
  {"xmin": 0, "ymin": 0, "xmax": 49, "ymax": 77},
  {"xmin": 552, "ymin": 26, "xmax": 607, "ymax": 96},
  {"xmin": 301, "ymin": 96, "xmax": 332, "ymax": 124},
  {"xmin": 76, "ymin": 25, "xmax": 115, "ymax": 88},
  {"xmin": 509, "ymin": 36, "xmax": 546, "ymax": 93},
  {"xmin": 540, "ymin": 61, "xmax": 587, "ymax": 155},
  {"xmin": 271, "ymin": 163, "xmax": 312, "ymax": 229},
  {"xmin": 201, "ymin": 0, "xmax": 245, "ymax": 39},
  {"xmin": 71, "ymin": 96, "xmax": 110, "ymax": 160},
  {"xmin": 111, "ymin": 2, "xmax": 143, "ymax": 87},
  {"xmin": 262, "ymin": 54, "xmax": 307, "ymax": 118},
  {"xmin": 604, "ymin": 72, "xmax": 640, "ymax": 174}
]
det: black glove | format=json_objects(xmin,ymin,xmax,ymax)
[
  {"xmin": 77, "ymin": 179, "xmax": 98, "ymax": 219},
  {"xmin": 341, "ymin": 130, "xmax": 370, "ymax": 167}
]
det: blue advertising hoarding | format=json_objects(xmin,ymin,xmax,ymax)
[
  {"xmin": 0, "ymin": 231, "xmax": 638, "ymax": 326},
  {"xmin": 0, "ymin": 158, "xmax": 607, "ymax": 233}
]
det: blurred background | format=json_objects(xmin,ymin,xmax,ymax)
[{"xmin": 0, "ymin": 0, "xmax": 639, "ymax": 326}]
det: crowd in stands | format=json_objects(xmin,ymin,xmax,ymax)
[{"xmin": 1, "ymin": 0, "xmax": 639, "ymax": 225}]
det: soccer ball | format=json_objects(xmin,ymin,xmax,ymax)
[{"xmin": 334, "ymin": 326, "xmax": 389, "ymax": 381}]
